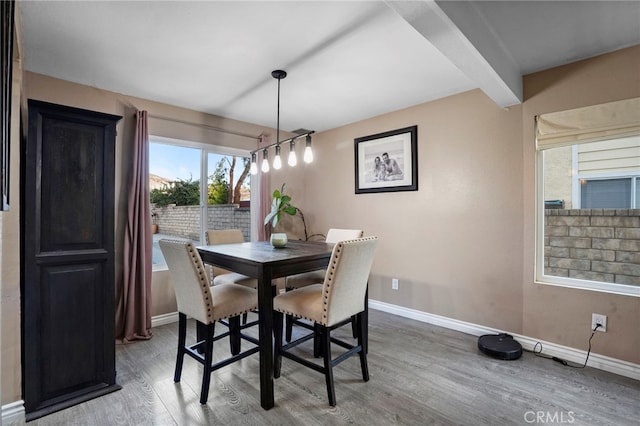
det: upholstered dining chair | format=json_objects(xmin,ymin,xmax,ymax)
[
  {"xmin": 205, "ymin": 229, "xmax": 257, "ymax": 288},
  {"xmin": 273, "ymin": 236, "xmax": 378, "ymax": 406},
  {"xmin": 205, "ymin": 229, "xmax": 260, "ymax": 325},
  {"xmin": 284, "ymin": 228, "xmax": 364, "ymax": 342},
  {"xmin": 159, "ymin": 239, "xmax": 260, "ymax": 405}
]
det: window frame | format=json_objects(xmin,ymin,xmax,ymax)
[{"xmin": 535, "ymin": 148, "xmax": 640, "ymax": 297}]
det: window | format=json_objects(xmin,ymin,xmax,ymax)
[
  {"xmin": 149, "ymin": 136, "xmax": 251, "ymax": 270},
  {"xmin": 536, "ymin": 98, "xmax": 640, "ymax": 297},
  {"xmin": 580, "ymin": 177, "xmax": 634, "ymax": 208}
]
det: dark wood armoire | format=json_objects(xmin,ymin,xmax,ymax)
[{"xmin": 22, "ymin": 100, "xmax": 122, "ymax": 420}]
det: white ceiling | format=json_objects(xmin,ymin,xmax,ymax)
[{"xmin": 19, "ymin": 1, "xmax": 640, "ymax": 133}]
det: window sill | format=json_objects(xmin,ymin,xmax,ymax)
[
  {"xmin": 536, "ymin": 275, "xmax": 640, "ymax": 297},
  {"xmin": 152, "ymin": 265, "xmax": 168, "ymax": 273}
]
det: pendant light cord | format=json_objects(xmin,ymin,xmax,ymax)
[{"xmin": 276, "ymin": 76, "xmax": 280, "ymax": 147}]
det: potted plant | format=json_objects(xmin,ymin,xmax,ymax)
[
  {"xmin": 264, "ymin": 183, "xmax": 314, "ymax": 246},
  {"xmin": 151, "ymin": 210, "xmax": 159, "ymax": 234}
]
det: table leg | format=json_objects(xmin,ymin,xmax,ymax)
[{"xmin": 257, "ymin": 267, "xmax": 274, "ymax": 409}]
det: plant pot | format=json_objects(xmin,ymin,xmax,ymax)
[
  {"xmin": 270, "ymin": 233, "xmax": 288, "ymax": 248},
  {"xmin": 151, "ymin": 224, "xmax": 159, "ymax": 234}
]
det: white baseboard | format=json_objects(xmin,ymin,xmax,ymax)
[
  {"xmin": 368, "ymin": 299, "xmax": 639, "ymax": 381},
  {"xmin": 151, "ymin": 312, "xmax": 179, "ymax": 328},
  {"xmin": 1, "ymin": 400, "xmax": 25, "ymax": 425}
]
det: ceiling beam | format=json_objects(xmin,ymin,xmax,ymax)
[{"xmin": 385, "ymin": 0, "xmax": 522, "ymax": 107}]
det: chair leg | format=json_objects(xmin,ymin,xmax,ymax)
[
  {"xmin": 200, "ymin": 322, "xmax": 216, "ymax": 404},
  {"xmin": 351, "ymin": 314, "xmax": 358, "ymax": 338},
  {"xmin": 321, "ymin": 325, "xmax": 336, "ymax": 406},
  {"xmin": 228, "ymin": 316, "xmax": 241, "ymax": 355},
  {"xmin": 242, "ymin": 312, "xmax": 248, "ymax": 325},
  {"xmin": 313, "ymin": 323, "xmax": 322, "ymax": 358},
  {"xmin": 285, "ymin": 314, "xmax": 294, "ymax": 342},
  {"xmin": 196, "ymin": 320, "xmax": 207, "ymax": 354},
  {"xmin": 174, "ymin": 313, "xmax": 187, "ymax": 382},
  {"xmin": 357, "ymin": 312, "xmax": 369, "ymax": 382},
  {"xmin": 284, "ymin": 285, "xmax": 293, "ymax": 342},
  {"xmin": 273, "ymin": 311, "xmax": 284, "ymax": 378}
]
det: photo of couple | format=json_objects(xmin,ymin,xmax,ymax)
[{"xmin": 372, "ymin": 152, "xmax": 403, "ymax": 182}]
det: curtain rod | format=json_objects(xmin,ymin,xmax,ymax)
[{"xmin": 148, "ymin": 114, "xmax": 261, "ymax": 140}]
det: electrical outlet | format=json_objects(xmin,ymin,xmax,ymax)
[
  {"xmin": 392, "ymin": 278, "xmax": 399, "ymax": 290},
  {"xmin": 591, "ymin": 313, "xmax": 607, "ymax": 332}
]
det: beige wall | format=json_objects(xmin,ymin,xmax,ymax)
[
  {"xmin": 273, "ymin": 90, "xmax": 526, "ymax": 332},
  {"xmin": 522, "ymin": 45, "xmax": 640, "ymax": 363}
]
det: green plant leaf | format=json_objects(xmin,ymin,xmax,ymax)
[{"xmin": 264, "ymin": 182, "xmax": 298, "ymax": 230}]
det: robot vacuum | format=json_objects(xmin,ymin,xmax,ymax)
[{"xmin": 478, "ymin": 333, "xmax": 523, "ymax": 360}]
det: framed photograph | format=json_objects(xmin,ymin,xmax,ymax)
[{"xmin": 354, "ymin": 125, "xmax": 417, "ymax": 194}]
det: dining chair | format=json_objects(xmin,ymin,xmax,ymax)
[
  {"xmin": 159, "ymin": 239, "xmax": 260, "ymax": 404},
  {"xmin": 205, "ymin": 229, "xmax": 257, "ymax": 288},
  {"xmin": 273, "ymin": 236, "xmax": 378, "ymax": 406},
  {"xmin": 205, "ymin": 229, "xmax": 260, "ymax": 324},
  {"xmin": 284, "ymin": 228, "xmax": 364, "ymax": 343}
]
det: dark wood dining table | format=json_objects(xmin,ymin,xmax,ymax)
[{"xmin": 196, "ymin": 240, "xmax": 334, "ymax": 410}]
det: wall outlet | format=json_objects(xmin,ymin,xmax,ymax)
[
  {"xmin": 392, "ymin": 278, "xmax": 399, "ymax": 290},
  {"xmin": 591, "ymin": 313, "xmax": 607, "ymax": 332}
]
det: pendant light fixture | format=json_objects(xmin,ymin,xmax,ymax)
[
  {"xmin": 261, "ymin": 148, "xmax": 269, "ymax": 173},
  {"xmin": 288, "ymin": 139, "xmax": 297, "ymax": 166},
  {"xmin": 250, "ymin": 70, "xmax": 314, "ymax": 174}
]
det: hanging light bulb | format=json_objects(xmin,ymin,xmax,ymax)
[
  {"xmin": 288, "ymin": 140, "xmax": 297, "ymax": 166},
  {"xmin": 250, "ymin": 152, "xmax": 258, "ymax": 175},
  {"xmin": 273, "ymin": 144, "xmax": 282, "ymax": 170},
  {"xmin": 303, "ymin": 134, "xmax": 314, "ymax": 163},
  {"xmin": 261, "ymin": 148, "xmax": 270, "ymax": 173}
]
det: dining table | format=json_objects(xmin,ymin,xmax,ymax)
[{"xmin": 196, "ymin": 239, "xmax": 335, "ymax": 410}]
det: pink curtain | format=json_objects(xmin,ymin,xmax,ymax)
[
  {"xmin": 116, "ymin": 110, "xmax": 153, "ymax": 342},
  {"xmin": 257, "ymin": 135, "xmax": 271, "ymax": 241}
]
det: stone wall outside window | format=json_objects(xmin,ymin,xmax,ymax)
[
  {"xmin": 152, "ymin": 204, "xmax": 251, "ymax": 241},
  {"xmin": 545, "ymin": 209, "xmax": 640, "ymax": 285}
]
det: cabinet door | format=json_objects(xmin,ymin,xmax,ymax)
[{"xmin": 23, "ymin": 100, "xmax": 122, "ymax": 420}]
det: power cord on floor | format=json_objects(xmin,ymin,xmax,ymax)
[{"xmin": 527, "ymin": 324, "xmax": 601, "ymax": 368}]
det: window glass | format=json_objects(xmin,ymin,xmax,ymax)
[
  {"xmin": 150, "ymin": 142, "xmax": 202, "ymax": 269},
  {"xmin": 206, "ymin": 152, "xmax": 252, "ymax": 242},
  {"xmin": 538, "ymin": 136, "xmax": 640, "ymax": 295},
  {"xmin": 149, "ymin": 139, "xmax": 252, "ymax": 270},
  {"xmin": 580, "ymin": 178, "xmax": 631, "ymax": 208}
]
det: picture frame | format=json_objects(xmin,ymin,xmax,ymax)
[
  {"xmin": 354, "ymin": 125, "xmax": 417, "ymax": 194},
  {"xmin": 1, "ymin": 0, "xmax": 15, "ymax": 210}
]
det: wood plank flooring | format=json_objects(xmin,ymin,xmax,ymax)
[{"xmin": 30, "ymin": 310, "xmax": 639, "ymax": 425}]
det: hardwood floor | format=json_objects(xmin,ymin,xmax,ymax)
[{"xmin": 30, "ymin": 310, "xmax": 639, "ymax": 425}]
